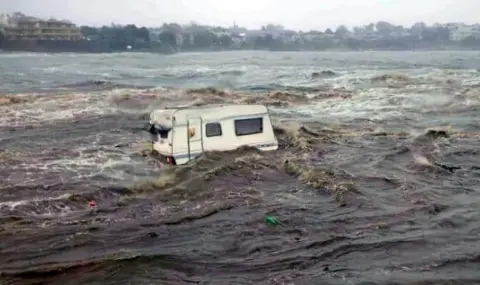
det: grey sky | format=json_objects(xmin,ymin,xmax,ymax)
[{"xmin": 0, "ymin": 0, "xmax": 478, "ymax": 30}]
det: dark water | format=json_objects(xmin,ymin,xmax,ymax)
[{"xmin": 1, "ymin": 51, "xmax": 480, "ymax": 285}]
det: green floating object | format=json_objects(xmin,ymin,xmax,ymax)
[{"xmin": 264, "ymin": 216, "xmax": 279, "ymax": 225}]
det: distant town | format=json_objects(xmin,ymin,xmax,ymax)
[{"xmin": 1, "ymin": 12, "xmax": 480, "ymax": 53}]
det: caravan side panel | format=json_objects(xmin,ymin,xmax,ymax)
[
  {"xmin": 230, "ymin": 113, "xmax": 278, "ymax": 150},
  {"xmin": 202, "ymin": 107, "xmax": 278, "ymax": 152},
  {"xmin": 171, "ymin": 110, "xmax": 204, "ymax": 164},
  {"xmin": 169, "ymin": 105, "xmax": 278, "ymax": 164}
]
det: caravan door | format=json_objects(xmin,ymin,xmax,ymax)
[{"xmin": 186, "ymin": 117, "xmax": 204, "ymax": 161}]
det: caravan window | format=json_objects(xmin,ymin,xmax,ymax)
[
  {"xmin": 149, "ymin": 124, "xmax": 170, "ymax": 138},
  {"xmin": 234, "ymin": 118, "xmax": 263, "ymax": 136},
  {"xmin": 206, "ymin": 122, "xmax": 222, "ymax": 137},
  {"xmin": 158, "ymin": 130, "xmax": 169, "ymax": 139}
]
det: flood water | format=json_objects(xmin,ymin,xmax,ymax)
[{"xmin": 1, "ymin": 51, "xmax": 480, "ymax": 285}]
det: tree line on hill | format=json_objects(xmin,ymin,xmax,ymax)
[
  {"xmin": 1, "ymin": 20, "xmax": 480, "ymax": 52},
  {"xmin": 78, "ymin": 21, "xmax": 480, "ymax": 52},
  {"xmin": 79, "ymin": 25, "xmax": 151, "ymax": 50}
]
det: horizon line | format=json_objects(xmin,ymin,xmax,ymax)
[{"xmin": 2, "ymin": 12, "xmax": 480, "ymax": 32}]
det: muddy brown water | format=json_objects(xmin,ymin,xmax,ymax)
[{"xmin": 1, "ymin": 51, "xmax": 480, "ymax": 285}]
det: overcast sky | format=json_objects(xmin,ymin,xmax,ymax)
[{"xmin": 0, "ymin": 0, "xmax": 478, "ymax": 30}]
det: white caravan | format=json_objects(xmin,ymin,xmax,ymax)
[{"xmin": 146, "ymin": 104, "xmax": 279, "ymax": 165}]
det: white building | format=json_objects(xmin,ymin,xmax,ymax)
[
  {"xmin": 0, "ymin": 14, "xmax": 9, "ymax": 26},
  {"xmin": 449, "ymin": 24, "xmax": 480, "ymax": 41}
]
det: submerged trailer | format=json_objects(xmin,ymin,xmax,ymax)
[{"xmin": 146, "ymin": 104, "xmax": 279, "ymax": 165}]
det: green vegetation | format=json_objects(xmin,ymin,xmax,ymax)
[
  {"xmin": 80, "ymin": 24, "xmax": 150, "ymax": 50},
  {"xmin": 0, "ymin": 27, "xmax": 4, "ymax": 45}
]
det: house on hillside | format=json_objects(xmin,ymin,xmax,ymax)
[{"xmin": 4, "ymin": 14, "xmax": 82, "ymax": 40}]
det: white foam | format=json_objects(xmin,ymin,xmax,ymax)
[{"xmin": 0, "ymin": 92, "xmax": 118, "ymax": 127}]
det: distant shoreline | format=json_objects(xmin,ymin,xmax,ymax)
[
  {"xmin": 1, "ymin": 47, "xmax": 480, "ymax": 54},
  {"xmin": 1, "ymin": 39, "xmax": 480, "ymax": 54}
]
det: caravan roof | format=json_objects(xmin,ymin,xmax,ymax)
[{"xmin": 149, "ymin": 104, "xmax": 269, "ymax": 126}]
